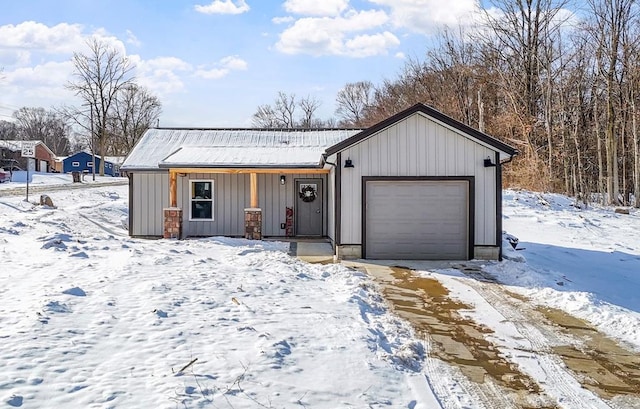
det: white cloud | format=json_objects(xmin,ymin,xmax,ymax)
[
  {"xmin": 275, "ymin": 10, "xmax": 398, "ymax": 57},
  {"xmin": 369, "ymin": 0, "xmax": 480, "ymax": 33},
  {"xmin": 220, "ymin": 55, "xmax": 248, "ymax": 70},
  {"xmin": 126, "ymin": 30, "xmax": 142, "ymax": 47},
  {"xmin": 395, "ymin": 51, "xmax": 405, "ymax": 59},
  {"xmin": 283, "ymin": 0, "xmax": 349, "ymax": 17},
  {"xmin": 272, "ymin": 16, "xmax": 295, "ymax": 24},
  {"xmin": 194, "ymin": 0, "xmax": 250, "ymax": 15},
  {"xmin": 0, "ymin": 21, "xmax": 86, "ymax": 53},
  {"xmin": 344, "ymin": 32, "xmax": 400, "ymax": 57},
  {"xmin": 194, "ymin": 55, "xmax": 248, "ymax": 80},
  {"xmin": 132, "ymin": 56, "xmax": 193, "ymax": 95},
  {"xmin": 194, "ymin": 68, "xmax": 228, "ymax": 80},
  {"xmin": 2, "ymin": 60, "xmax": 76, "ymax": 104}
]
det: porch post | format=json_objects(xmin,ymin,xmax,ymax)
[
  {"xmin": 163, "ymin": 170, "xmax": 182, "ymax": 239},
  {"xmin": 250, "ymin": 172, "xmax": 258, "ymax": 208},
  {"xmin": 245, "ymin": 172, "xmax": 262, "ymax": 240},
  {"xmin": 169, "ymin": 170, "xmax": 177, "ymax": 207}
]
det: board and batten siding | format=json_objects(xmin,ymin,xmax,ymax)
[
  {"xmin": 339, "ymin": 112, "xmax": 498, "ymax": 246},
  {"xmin": 326, "ymin": 164, "xmax": 337, "ymax": 243},
  {"xmin": 178, "ymin": 173, "xmax": 327, "ymax": 237},
  {"xmin": 131, "ymin": 172, "xmax": 170, "ymax": 236}
]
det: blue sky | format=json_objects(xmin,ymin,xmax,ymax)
[{"xmin": 0, "ymin": 0, "xmax": 485, "ymax": 127}]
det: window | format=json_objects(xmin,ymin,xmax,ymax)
[
  {"xmin": 72, "ymin": 161, "xmax": 80, "ymax": 167},
  {"xmin": 87, "ymin": 162, "xmax": 93, "ymax": 167},
  {"xmin": 190, "ymin": 180, "xmax": 214, "ymax": 220}
]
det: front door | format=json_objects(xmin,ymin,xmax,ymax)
[{"xmin": 296, "ymin": 178, "xmax": 323, "ymax": 236}]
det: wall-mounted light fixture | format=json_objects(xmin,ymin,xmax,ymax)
[
  {"xmin": 344, "ymin": 158, "xmax": 354, "ymax": 168},
  {"xmin": 483, "ymin": 157, "xmax": 496, "ymax": 167},
  {"xmin": 280, "ymin": 175, "xmax": 286, "ymax": 185}
]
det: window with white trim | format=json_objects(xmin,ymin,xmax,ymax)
[
  {"xmin": 87, "ymin": 162, "xmax": 93, "ymax": 167},
  {"xmin": 72, "ymin": 161, "xmax": 80, "ymax": 167},
  {"xmin": 190, "ymin": 180, "xmax": 214, "ymax": 220}
]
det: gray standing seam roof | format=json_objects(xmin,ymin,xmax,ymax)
[{"xmin": 121, "ymin": 128, "xmax": 362, "ymax": 170}]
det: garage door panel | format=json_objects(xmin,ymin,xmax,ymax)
[{"xmin": 365, "ymin": 180, "xmax": 469, "ymax": 260}]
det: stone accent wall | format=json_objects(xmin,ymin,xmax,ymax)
[
  {"xmin": 163, "ymin": 208, "xmax": 183, "ymax": 239},
  {"xmin": 244, "ymin": 208, "xmax": 262, "ymax": 240}
]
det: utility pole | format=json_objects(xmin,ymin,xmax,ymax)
[{"xmin": 90, "ymin": 107, "xmax": 95, "ymax": 181}]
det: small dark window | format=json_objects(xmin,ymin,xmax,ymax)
[{"xmin": 190, "ymin": 180, "xmax": 214, "ymax": 220}]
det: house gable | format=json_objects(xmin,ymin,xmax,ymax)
[{"xmin": 325, "ymin": 103, "xmax": 517, "ymax": 160}]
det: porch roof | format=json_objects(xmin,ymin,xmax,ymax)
[{"xmin": 158, "ymin": 146, "xmax": 325, "ymax": 168}]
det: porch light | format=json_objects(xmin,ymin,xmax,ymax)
[
  {"xmin": 483, "ymin": 157, "xmax": 496, "ymax": 167},
  {"xmin": 344, "ymin": 158, "xmax": 354, "ymax": 168},
  {"xmin": 280, "ymin": 175, "xmax": 286, "ymax": 185}
]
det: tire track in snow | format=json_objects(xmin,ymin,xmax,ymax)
[{"xmin": 457, "ymin": 276, "xmax": 614, "ymax": 409}]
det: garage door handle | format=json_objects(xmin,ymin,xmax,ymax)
[{"xmin": 316, "ymin": 209, "xmax": 321, "ymax": 213}]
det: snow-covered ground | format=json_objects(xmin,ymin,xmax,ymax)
[
  {"xmin": 0, "ymin": 178, "xmax": 638, "ymax": 408},
  {"xmin": 491, "ymin": 190, "xmax": 640, "ymax": 348}
]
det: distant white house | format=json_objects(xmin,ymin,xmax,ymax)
[{"xmin": 121, "ymin": 104, "xmax": 517, "ymax": 260}]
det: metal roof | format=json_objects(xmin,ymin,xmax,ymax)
[
  {"xmin": 159, "ymin": 146, "xmax": 326, "ymax": 168},
  {"xmin": 121, "ymin": 128, "xmax": 362, "ymax": 170}
]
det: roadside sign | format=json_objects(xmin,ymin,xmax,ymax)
[{"xmin": 21, "ymin": 141, "xmax": 37, "ymax": 158}]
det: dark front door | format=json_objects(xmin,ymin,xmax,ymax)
[{"xmin": 296, "ymin": 178, "xmax": 323, "ymax": 236}]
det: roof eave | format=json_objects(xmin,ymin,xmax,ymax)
[{"xmin": 325, "ymin": 103, "xmax": 518, "ymax": 156}]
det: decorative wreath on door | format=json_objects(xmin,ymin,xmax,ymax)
[{"xmin": 299, "ymin": 184, "xmax": 317, "ymax": 202}]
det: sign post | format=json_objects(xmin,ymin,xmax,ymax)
[{"xmin": 21, "ymin": 141, "xmax": 36, "ymax": 202}]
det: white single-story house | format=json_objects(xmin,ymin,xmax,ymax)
[{"xmin": 121, "ymin": 103, "xmax": 517, "ymax": 260}]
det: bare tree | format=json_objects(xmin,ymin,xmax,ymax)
[
  {"xmin": 110, "ymin": 84, "xmax": 161, "ymax": 154},
  {"xmin": 0, "ymin": 120, "xmax": 18, "ymax": 140},
  {"xmin": 298, "ymin": 95, "xmax": 321, "ymax": 128},
  {"xmin": 66, "ymin": 38, "xmax": 134, "ymax": 175},
  {"xmin": 335, "ymin": 81, "xmax": 373, "ymax": 126},
  {"xmin": 13, "ymin": 107, "xmax": 71, "ymax": 155},
  {"xmin": 479, "ymin": 0, "xmax": 569, "ymax": 188},
  {"xmin": 274, "ymin": 92, "xmax": 296, "ymax": 128},
  {"xmin": 587, "ymin": 0, "xmax": 639, "ymax": 204},
  {"xmin": 252, "ymin": 104, "xmax": 279, "ymax": 128},
  {"xmin": 252, "ymin": 92, "xmax": 326, "ymax": 128}
]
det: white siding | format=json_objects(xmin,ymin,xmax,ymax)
[
  {"xmin": 131, "ymin": 172, "xmax": 169, "ymax": 236},
  {"xmin": 339, "ymin": 112, "xmax": 497, "ymax": 246},
  {"xmin": 327, "ymin": 163, "xmax": 336, "ymax": 242}
]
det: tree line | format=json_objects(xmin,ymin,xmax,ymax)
[
  {"xmin": 255, "ymin": 0, "xmax": 640, "ymax": 207},
  {"xmin": 1, "ymin": 38, "xmax": 161, "ymax": 176}
]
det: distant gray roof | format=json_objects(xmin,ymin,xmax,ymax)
[{"xmin": 121, "ymin": 128, "xmax": 362, "ymax": 171}]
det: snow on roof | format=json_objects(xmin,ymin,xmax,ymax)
[
  {"xmin": 104, "ymin": 156, "xmax": 125, "ymax": 165},
  {"xmin": 121, "ymin": 128, "xmax": 362, "ymax": 170},
  {"xmin": 160, "ymin": 146, "xmax": 326, "ymax": 168}
]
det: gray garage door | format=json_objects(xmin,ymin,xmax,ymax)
[{"xmin": 365, "ymin": 180, "xmax": 469, "ymax": 260}]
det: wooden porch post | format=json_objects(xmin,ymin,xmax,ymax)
[
  {"xmin": 169, "ymin": 170, "xmax": 177, "ymax": 207},
  {"xmin": 250, "ymin": 172, "xmax": 258, "ymax": 208}
]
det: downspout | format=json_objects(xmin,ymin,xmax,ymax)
[{"xmin": 496, "ymin": 152, "xmax": 518, "ymax": 261}]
